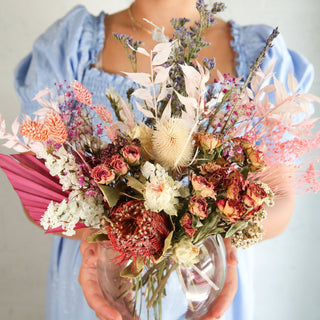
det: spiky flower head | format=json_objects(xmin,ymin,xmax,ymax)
[
  {"xmin": 106, "ymin": 200, "xmax": 171, "ymax": 264},
  {"xmin": 152, "ymin": 118, "xmax": 193, "ymax": 169}
]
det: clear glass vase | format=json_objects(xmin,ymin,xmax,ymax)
[{"xmin": 97, "ymin": 235, "xmax": 226, "ymax": 320}]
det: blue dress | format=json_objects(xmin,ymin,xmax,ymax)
[{"xmin": 14, "ymin": 6, "xmax": 314, "ymax": 320}]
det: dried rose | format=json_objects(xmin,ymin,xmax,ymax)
[
  {"xmin": 195, "ymin": 132, "xmax": 221, "ymax": 153},
  {"xmin": 191, "ymin": 175, "xmax": 216, "ymax": 199},
  {"xmin": 216, "ymin": 199, "xmax": 245, "ymax": 223},
  {"xmin": 207, "ymin": 167, "xmax": 228, "ymax": 189},
  {"xmin": 91, "ymin": 164, "xmax": 115, "ymax": 184},
  {"xmin": 226, "ymin": 171, "xmax": 245, "ymax": 200},
  {"xmin": 246, "ymin": 147, "xmax": 265, "ymax": 172},
  {"xmin": 242, "ymin": 195, "xmax": 255, "ymax": 208},
  {"xmin": 109, "ymin": 154, "xmax": 129, "ymax": 175},
  {"xmin": 236, "ymin": 138, "xmax": 265, "ymax": 172},
  {"xmin": 180, "ymin": 213, "xmax": 196, "ymax": 239},
  {"xmin": 188, "ymin": 195, "xmax": 208, "ymax": 219},
  {"xmin": 245, "ymin": 183, "xmax": 268, "ymax": 207},
  {"xmin": 121, "ymin": 145, "xmax": 141, "ymax": 165},
  {"xmin": 198, "ymin": 162, "xmax": 221, "ymax": 175}
]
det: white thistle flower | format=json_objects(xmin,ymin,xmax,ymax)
[{"xmin": 152, "ymin": 118, "xmax": 193, "ymax": 169}]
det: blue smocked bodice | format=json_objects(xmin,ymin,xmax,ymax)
[{"xmin": 14, "ymin": 6, "xmax": 314, "ymax": 320}]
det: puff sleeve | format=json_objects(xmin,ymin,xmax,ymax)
[{"xmin": 14, "ymin": 5, "xmax": 96, "ymax": 117}]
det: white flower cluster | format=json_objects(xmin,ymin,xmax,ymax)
[
  {"xmin": 37, "ymin": 147, "xmax": 89, "ymax": 191},
  {"xmin": 141, "ymin": 162, "xmax": 189, "ymax": 216},
  {"xmin": 40, "ymin": 191, "xmax": 104, "ymax": 236},
  {"xmin": 231, "ymin": 222, "xmax": 264, "ymax": 249},
  {"xmin": 231, "ymin": 207, "xmax": 267, "ymax": 249}
]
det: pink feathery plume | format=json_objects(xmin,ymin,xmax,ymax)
[
  {"xmin": 0, "ymin": 153, "xmax": 86, "ymax": 233},
  {"xmin": 248, "ymin": 163, "xmax": 295, "ymax": 199}
]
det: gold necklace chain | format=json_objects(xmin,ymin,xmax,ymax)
[{"xmin": 128, "ymin": 5, "xmax": 153, "ymax": 35}]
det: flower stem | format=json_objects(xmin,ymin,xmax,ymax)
[{"xmin": 146, "ymin": 262, "xmax": 179, "ymax": 309}]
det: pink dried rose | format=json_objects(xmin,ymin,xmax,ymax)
[
  {"xmin": 242, "ymin": 207, "xmax": 257, "ymax": 220},
  {"xmin": 91, "ymin": 164, "xmax": 115, "ymax": 184},
  {"xmin": 216, "ymin": 199, "xmax": 245, "ymax": 223},
  {"xmin": 188, "ymin": 195, "xmax": 208, "ymax": 219},
  {"xmin": 198, "ymin": 162, "xmax": 221, "ymax": 175},
  {"xmin": 191, "ymin": 175, "xmax": 216, "ymax": 199},
  {"xmin": 244, "ymin": 183, "xmax": 267, "ymax": 207},
  {"xmin": 180, "ymin": 213, "xmax": 196, "ymax": 239},
  {"xmin": 237, "ymin": 138, "xmax": 265, "ymax": 172},
  {"xmin": 121, "ymin": 145, "xmax": 141, "ymax": 165},
  {"xmin": 206, "ymin": 166, "xmax": 228, "ymax": 189},
  {"xmin": 195, "ymin": 132, "xmax": 221, "ymax": 152},
  {"xmin": 246, "ymin": 148, "xmax": 265, "ymax": 172},
  {"xmin": 226, "ymin": 171, "xmax": 245, "ymax": 200},
  {"xmin": 109, "ymin": 154, "xmax": 129, "ymax": 175},
  {"xmin": 242, "ymin": 195, "xmax": 255, "ymax": 208}
]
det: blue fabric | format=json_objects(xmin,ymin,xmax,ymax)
[{"xmin": 14, "ymin": 6, "xmax": 314, "ymax": 320}]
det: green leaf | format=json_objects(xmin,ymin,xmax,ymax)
[
  {"xmin": 192, "ymin": 216, "xmax": 204, "ymax": 229},
  {"xmin": 205, "ymin": 213, "xmax": 220, "ymax": 229},
  {"xmin": 126, "ymin": 176, "xmax": 145, "ymax": 194},
  {"xmin": 98, "ymin": 184, "xmax": 121, "ymax": 208},
  {"xmin": 211, "ymin": 227, "xmax": 227, "ymax": 235},
  {"xmin": 86, "ymin": 230, "xmax": 109, "ymax": 243},
  {"xmin": 239, "ymin": 166, "xmax": 250, "ymax": 180},
  {"xmin": 163, "ymin": 230, "xmax": 174, "ymax": 254},
  {"xmin": 120, "ymin": 257, "xmax": 145, "ymax": 278},
  {"xmin": 225, "ymin": 220, "xmax": 248, "ymax": 238}
]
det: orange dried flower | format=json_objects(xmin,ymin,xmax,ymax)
[
  {"xmin": 71, "ymin": 80, "xmax": 92, "ymax": 105},
  {"xmin": 20, "ymin": 121, "xmax": 49, "ymax": 142},
  {"xmin": 94, "ymin": 104, "xmax": 113, "ymax": 123},
  {"xmin": 46, "ymin": 111, "xmax": 68, "ymax": 144}
]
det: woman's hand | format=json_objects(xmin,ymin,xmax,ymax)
[
  {"xmin": 79, "ymin": 230, "xmax": 122, "ymax": 320},
  {"xmin": 79, "ymin": 231, "xmax": 238, "ymax": 320},
  {"xmin": 201, "ymin": 238, "xmax": 238, "ymax": 320}
]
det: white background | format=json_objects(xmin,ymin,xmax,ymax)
[{"xmin": 0, "ymin": 0, "xmax": 319, "ymax": 319}]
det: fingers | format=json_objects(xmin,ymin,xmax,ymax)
[
  {"xmin": 80, "ymin": 241, "xmax": 98, "ymax": 267},
  {"xmin": 200, "ymin": 238, "xmax": 238, "ymax": 320},
  {"xmin": 224, "ymin": 238, "xmax": 238, "ymax": 266},
  {"xmin": 79, "ymin": 240, "xmax": 122, "ymax": 320}
]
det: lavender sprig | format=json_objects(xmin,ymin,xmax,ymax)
[
  {"xmin": 220, "ymin": 27, "xmax": 280, "ymax": 134},
  {"xmin": 113, "ymin": 33, "xmax": 142, "ymax": 72}
]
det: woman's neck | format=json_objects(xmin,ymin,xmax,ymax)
[{"xmin": 130, "ymin": 0, "xmax": 201, "ymax": 33}]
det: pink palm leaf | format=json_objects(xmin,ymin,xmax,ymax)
[{"xmin": 0, "ymin": 153, "xmax": 86, "ymax": 233}]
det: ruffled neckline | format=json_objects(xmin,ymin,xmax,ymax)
[{"xmin": 85, "ymin": 12, "xmax": 244, "ymax": 82}]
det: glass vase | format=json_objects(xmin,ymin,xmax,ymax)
[{"xmin": 97, "ymin": 235, "xmax": 226, "ymax": 320}]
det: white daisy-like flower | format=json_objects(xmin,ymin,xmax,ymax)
[{"xmin": 141, "ymin": 162, "xmax": 188, "ymax": 216}]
